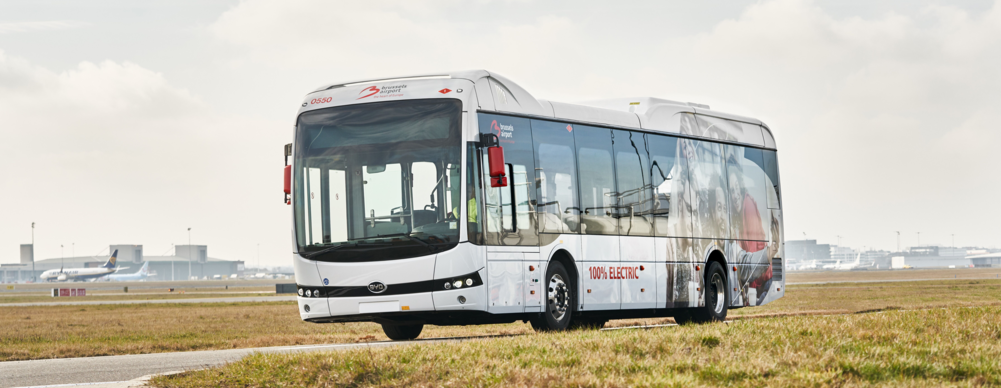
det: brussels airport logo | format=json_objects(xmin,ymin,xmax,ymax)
[
  {"xmin": 490, "ymin": 120, "xmax": 515, "ymax": 141},
  {"xmin": 357, "ymin": 86, "xmax": 380, "ymax": 99},
  {"xmin": 357, "ymin": 84, "xmax": 407, "ymax": 100}
]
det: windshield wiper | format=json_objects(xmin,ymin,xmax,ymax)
[
  {"xmin": 368, "ymin": 233, "xmax": 438, "ymax": 253},
  {"xmin": 302, "ymin": 243, "xmax": 358, "ymax": 258}
]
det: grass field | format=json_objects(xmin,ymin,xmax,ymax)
[
  {"xmin": 788, "ymin": 267, "xmax": 1001, "ymax": 283},
  {"xmin": 0, "ymin": 288, "xmax": 280, "ymax": 304},
  {"xmin": 152, "ymin": 306, "xmax": 1001, "ymax": 387},
  {"xmin": 2, "ymin": 278, "xmax": 1000, "ymax": 362}
]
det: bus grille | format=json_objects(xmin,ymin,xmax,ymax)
[{"xmin": 772, "ymin": 258, "xmax": 783, "ymax": 282}]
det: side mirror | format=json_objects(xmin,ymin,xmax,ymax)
[
  {"xmin": 283, "ymin": 165, "xmax": 291, "ymax": 205},
  {"xmin": 487, "ymin": 146, "xmax": 507, "ymax": 187}
]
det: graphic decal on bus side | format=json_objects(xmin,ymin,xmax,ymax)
[{"xmin": 588, "ymin": 266, "xmax": 641, "ymax": 280}]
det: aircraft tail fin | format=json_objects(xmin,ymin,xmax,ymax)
[
  {"xmin": 103, "ymin": 250, "xmax": 119, "ymax": 269},
  {"xmin": 140, "ymin": 261, "xmax": 149, "ymax": 275}
]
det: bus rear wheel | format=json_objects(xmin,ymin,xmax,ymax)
[
  {"xmin": 530, "ymin": 261, "xmax": 574, "ymax": 332},
  {"xmin": 381, "ymin": 323, "xmax": 423, "ymax": 340},
  {"xmin": 689, "ymin": 261, "xmax": 728, "ymax": 323}
]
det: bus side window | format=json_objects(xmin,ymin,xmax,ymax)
[
  {"xmin": 574, "ymin": 126, "xmax": 617, "ymax": 235},
  {"xmin": 466, "ymin": 144, "xmax": 484, "ymax": 244},
  {"xmin": 612, "ymin": 129, "xmax": 653, "ymax": 236},
  {"xmin": 688, "ymin": 140, "xmax": 730, "ymax": 240},
  {"xmin": 647, "ymin": 134, "xmax": 692, "ymax": 238},
  {"xmin": 531, "ymin": 119, "xmax": 580, "ymax": 235},
  {"xmin": 762, "ymin": 150, "xmax": 781, "ymax": 209},
  {"xmin": 477, "ymin": 113, "xmax": 539, "ymax": 246}
]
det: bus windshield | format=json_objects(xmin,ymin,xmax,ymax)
[{"xmin": 294, "ymin": 99, "xmax": 463, "ymax": 262}]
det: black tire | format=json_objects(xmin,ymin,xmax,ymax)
[
  {"xmin": 689, "ymin": 261, "xmax": 728, "ymax": 323},
  {"xmin": 531, "ymin": 261, "xmax": 575, "ymax": 332},
  {"xmin": 381, "ymin": 323, "xmax": 423, "ymax": 340}
]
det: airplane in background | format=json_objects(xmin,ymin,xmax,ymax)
[
  {"xmin": 40, "ymin": 250, "xmax": 122, "ymax": 282},
  {"xmin": 105, "ymin": 261, "xmax": 149, "ymax": 282},
  {"xmin": 835, "ymin": 253, "xmax": 863, "ymax": 270}
]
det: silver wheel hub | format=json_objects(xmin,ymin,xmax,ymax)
[
  {"xmin": 710, "ymin": 272, "xmax": 725, "ymax": 314},
  {"xmin": 547, "ymin": 274, "xmax": 569, "ymax": 321}
]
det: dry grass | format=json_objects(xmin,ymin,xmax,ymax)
[
  {"xmin": 787, "ymin": 267, "xmax": 1001, "ymax": 284},
  {"xmin": 0, "ymin": 302, "xmax": 530, "ymax": 361},
  {"xmin": 3, "ymin": 278, "xmax": 1000, "ymax": 362},
  {"xmin": 0, "ymin": 288, "xmax": 280, "ymax": 304},
  {"xmin": 152, "ymin": 306, "xmax": 1001, "ymax": 387}
]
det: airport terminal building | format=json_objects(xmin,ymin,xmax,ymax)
[{"xmin": 1, "ymin": 244, "xmax": 245, "ymax": 282}]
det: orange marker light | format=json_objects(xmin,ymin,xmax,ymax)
[{"xmin": 401, "ymin": 306, "xmax": 410, "ymax": 311}]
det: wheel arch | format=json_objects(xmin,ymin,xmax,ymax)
[{"xmin": 547, "ymin": 248, "xmax": 579, "ymax": 309}]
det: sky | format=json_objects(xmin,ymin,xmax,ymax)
[{"xmin": 1, "ymin": 0, "xmax": 999, "ymax": 266}]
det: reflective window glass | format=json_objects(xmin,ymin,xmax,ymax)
[
  {"xmin": 477, "ymin": 113, "xmax": 538, "ymax": 246},
  {"xmin": 613, "ymin": 130, "xmax": 653, "ymax": 236},
  {"xmin": 762, "ymin": 150, "xmax": 782, "ymax": 209},
  {"xmin": 574, "ymin": 125, "xmax": 617, "ymax": 235},
  {"xmin": 724, "ymin": 145, "xmax": 768, "ymax": 252},
  {"xmin": 648, "ymin": 134, "xmax": 693, "ymax": 237},
  {"xmin": 687, "ymin": 140, "xmax": 729, "ymax": 239},
  {"xmin": 531, "ymin": 120, "xmax": 580, "ymax": 234}
]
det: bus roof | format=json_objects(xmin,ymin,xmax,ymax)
[{"xmin": 309, "ymin": 69, "xmax": 777, "ymax": 149}]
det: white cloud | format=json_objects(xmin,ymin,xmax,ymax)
[
  {"xmin": 0, "ymin": 50, "xmax": 287, "ymax": 263},
  {"xmin": 0, "ymin": 21, "xmax": 88, "ymax": 34}
]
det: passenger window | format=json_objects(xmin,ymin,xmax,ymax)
[
  {"xmin": 762, "ymin": 150, "xmax": 782, "ymax": 209},
  {"xmin": 477, "ymin": 113, "xmax": 538, "ymax": 246},
  {"xmin": 612, "ymin": 130, "xmax": 653, "ymax": 236},
  {"xmin": 687, "ymin": 140, "xmax": 729, "ymax": 239},
  {"xmin": 648, "ymin": 134, "xmax": 692, "ymax": 237},
  {"xmin": 724, "ymin": 145, "xmax": 768, "ymax": 251},
  {"xmin": 531, "ymin": 120, "xmax": 580, "ymax": 234},
  {"xmin": 574, "ymin": 126, "xmax": 617, "ymax": 235}
]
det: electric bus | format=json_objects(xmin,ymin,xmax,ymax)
[{"xmin": 284, "ymin": 70, "xmax": 784, "ymax": 340}]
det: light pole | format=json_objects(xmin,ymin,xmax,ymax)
[
  {"xmin": 171, "ymin": 243, "xmax": 175, "ymax": 281},
  {"xmin": 187, "ymin": 228, "xmax": 192, "ymax": 281},
  {"xmin": 257, "ymin": 243, "xmax": 260, "ymax": 270},
  {"xmin": 61, "ymin": 244, "xmax": 64, "ymax": 268},
  {"xmin": 917, "ymin": 232, "xmax": 920, "ymax": 246},
  {"xmin": 31, "ymin": 222, "xmax": 35, "ymax": 282},
  {"xmin": 951, "ymin": 234, "xmax": 955, "ymax": 248},
  {"xmin": 895, "ymin": 231, "xmax": 900, "ymax": 252}
]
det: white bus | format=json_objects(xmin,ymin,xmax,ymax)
[{"xmin": 285, "ymin": 70, "xmax": 784, "ymax": 340}]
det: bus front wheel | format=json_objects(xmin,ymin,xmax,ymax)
[
  {"xmin": 381, "ymin": 323, "xmax": 423, "ymax": 340},
  {"xmin": 530, "ymin": 261, "xmax": 574, "ymax": 332}
]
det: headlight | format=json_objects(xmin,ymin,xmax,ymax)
[
  {"xmin": 466, "ymin": 278, "xmax": 473, "ymax": 286},
  {"xmin": 444, "ymin": 282, "xmax": 451, "ymax": 290},
  {"xmin": 298, "ymin": 288, "xmax": 304, "ymax": 296},
  {"xmin": 305, "ymin": 289, "xmax": 311, "ymax": 297},
  {"xmin": 453, "ymin": 280, "xmax": 463, "ymax": 289},
  {"xmin": 313, "ymin": 290, "xmax": 320, "ymax": 297}
]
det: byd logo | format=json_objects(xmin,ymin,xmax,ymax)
[
  {"xmin": 357, "ymin": 86, "xmax": 380, "ymax": 99},
  {"xmin": 367, "ymin": 281, "xmax": 387, "ymax": 294}
]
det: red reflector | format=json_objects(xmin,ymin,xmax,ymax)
[{"xmin": 639, "ymin": 265, "xmax": 645, "ymax": 271}]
